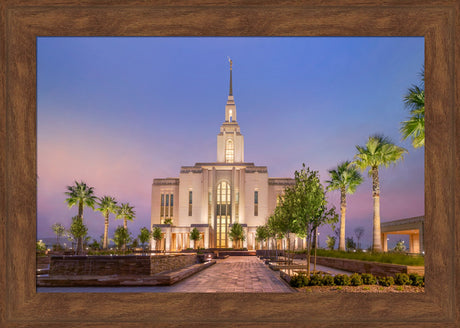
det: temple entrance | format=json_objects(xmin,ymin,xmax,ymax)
[{"xmin": 215, "ymin": 181, "xmax": 231, "ymax": 248}]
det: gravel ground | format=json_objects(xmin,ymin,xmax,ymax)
[{"xmin": 296, "ymin": 285, "xmax": 425, "ymax": 293}]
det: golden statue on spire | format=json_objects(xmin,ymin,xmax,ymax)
[{"xmin": 228, "ymin": 56, "xmax": 232, "ymax": 69}]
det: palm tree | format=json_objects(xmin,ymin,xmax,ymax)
[
  {"xmin": 96, "ymin": 196, "xmax": 118, "ymax": 249},
  {"xmin": 65, "ymin": 180, "xmax": 97, "ymax": 221},
  {"xmin": 400, "ymin": 68, "xmax": 425, "ymax": 148},
  {"xmin": 116, "ymin": 203, "xmax": 135, "ymax": 250},
  {"xmin": 64, "ymin": 181, "xmax": 97, "ymax": 253},
  {"xmin": 326, "ymin": 161, "xmax": 363, "ymax": 251},
  {"xmin": 354, "ymin": 135, "xmax": 407, "ymax": 252}
]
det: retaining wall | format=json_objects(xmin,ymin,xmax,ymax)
[{"xmin": 49, "ymin": 254, "xmax": 197, "ymax": 276}]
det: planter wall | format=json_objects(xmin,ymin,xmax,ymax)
[{"xmin": 49, "ymin": 253, "xmax": 197, "ymax": 276}]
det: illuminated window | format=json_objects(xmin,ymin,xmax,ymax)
[
  {"xmin": 235, "ymin": 192, "xmax": 239, "ymax": 222},
  {"xmin": 225, "ymin": 139, "xmax": 234, "ymax": 163},
  {"xmin": 229, "ymin": 110, "xmax": 233, "ymax": 122},
  {"xmin": 160, "ymin": 193, "xmax": 174, "ymax": 223},
  {"xmin": 208, "ymin": 192, "xmax": 212, "ymax": 227},
  {"xmin": 188, "ymin": 191, "xmax": 193, "ymax": 216},
  {"xmin": 216, "ymin": 181, "xmax": 231, "ymax": 248},
  {"xmin": 254, "ymin": 190, "xmax": 258, "ymax": 216}
]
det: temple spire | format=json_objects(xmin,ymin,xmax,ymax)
[{"xmin": 228, "ymin": 57, "xmax": 233, "ymax": 96}]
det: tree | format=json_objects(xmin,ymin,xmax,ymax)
[
  {"xmin": 96, "ymin": 196, "xmax": 118, "ymax": 249},
  {"xmin": 115, "ymin": 202, "xmax": 135, "ymax": 250},
  {"xmin": 229, "ymin": 223, "xmax": 246, "ymax": 249},
  {"xmin": 138, "ymin": 227, "xmax": 151, "ymax": 250},
  {"xmin": 354, "ymin": 135, "xmax": 407, "ymax": 252},
  {"xmin": 287, "ymin": 164, "xmax": 338, "ymax": 275},
  {"xmin": 113, "ymin": 226, "xmax": 132, "ymax": 251},
  {"xmin": 326, "ymin": 235, "xmax": 336, "ymax": 250},
  {"xmin": 354, "ymin": 226, "xmax": 365, "ymax": 250},
  {"xmin": 190, "ymin": 227, "xmax": 201, "ymax": 249},
  {"xmin": 51, "ymin": 223, "xmax": 65, "ymax": 246},
  {"xmin": 164, "ymin": 218, "xmax": 173, "ymax": 225},
  {"xmin": 393, "ymin": 240, "xmax": 406, "ymax": 253},
  {"xmin": 326, "ymin": 161, "xmax": 363, "ymax": 251},
  {"xmin": 346, "ymin": 237, "xmax": 356, "ymax": 251},
  {"xmin": 400, "ymin": 68, "xmax": 425, "ymax": 148},
  {"xmin": 69, "ymin": 215, "xmax": 88, "ymax": 255},
  {"xmin": 152, "ymin": 227, "xmax": 163, "ymax": 251},
  {"xmin": 65, "ymin": 181, "xmax": 96, "ymax": 253},
  {"xmin": 255, "ymin": 225, "xmax": 269, "ymax": 250}
]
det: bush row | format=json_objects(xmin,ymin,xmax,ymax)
[{"xmin": 289, "ymin": 272, "xmax": 424, "ymax": 288}]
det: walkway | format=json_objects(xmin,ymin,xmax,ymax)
[{"xmin": 38, "ymin": 256, "xmax": 294, "ymax": 293}]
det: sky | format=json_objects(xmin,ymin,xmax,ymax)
[{"xmin": 37, "ymin": 37, "xmax": 424, "ymax": 249}]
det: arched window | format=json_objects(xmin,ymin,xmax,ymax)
[
  {"xmin": 229, "ymin": 110, "xmax": 233, "ymax": 122},
  {"xmin": 225, "ymin": 139, "xmax": 234, "ymax": 163}
]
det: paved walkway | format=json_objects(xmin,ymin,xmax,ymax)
[{"xmin": 38, "ymin": 256, "xmax": 294, "ymax": 293}]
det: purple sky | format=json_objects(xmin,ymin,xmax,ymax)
[{"xmin": 37, "ymin": 37, "xmax": 424, "ymax": 249}]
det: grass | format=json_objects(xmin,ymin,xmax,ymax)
[{"xmin": 294, "ymin": 249, "xmax": 424, "ymax": 266}]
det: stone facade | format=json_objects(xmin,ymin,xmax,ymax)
[{"xmin": 49, "ymin": 254, "xmax": 197, "ymax": 276}]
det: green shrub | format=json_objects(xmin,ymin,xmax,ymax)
[
  {"xmin": 308, "ymin": 273, "xmax": 323, "ymax": 286},
  {"xmin": 290, "ymin": 273, "xmax": 309, "ymax": 287},
  {"xmin": 322, "ymin": 274, "xmax": 335, "ymax": 286},
  {"xmin": 394, "ymin": 273, "xmax": 410, "ymax": 286},
  {"xmin": 361, "ymin": 273, "xmax": 377, "ymax": 285},
  {"xmin": 334, "ymin": 274, "xmax": 350, "ymax": 286},
  {"xmin": 378, "ymin": 276, "xmax": 394, "ymax": 287},
  {"xmin": 350, "ymin": 273, "xmax": 363, "ymax": 286},
  {"xmin": 409, "ymin": 273, "xmax": 424, "ymax": 287}
]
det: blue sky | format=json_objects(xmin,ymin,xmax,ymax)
[{"xmin": 37, "ymin": 37, "xmax": 424, "ymax": 249}]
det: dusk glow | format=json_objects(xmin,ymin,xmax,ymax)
[{"xmin": 37, "ymin": 37, "xmax": 424, "ymax": 248}]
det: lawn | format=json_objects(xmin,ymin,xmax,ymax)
[{"xmin": 294, "ymin": 249, "xmax": 424, "ymax": 266}]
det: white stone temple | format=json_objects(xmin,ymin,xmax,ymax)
[{"xmin": 150, "ymin": 60, "xmax": 295, "ymax": 250}]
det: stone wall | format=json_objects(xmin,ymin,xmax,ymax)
[
  {"xmin": 49, "ymin": 254, "xmax": 197, "ymax": 276},
  {"xmin": 150, "ymin": 254, "xmax": 197, "ymax": 274}
]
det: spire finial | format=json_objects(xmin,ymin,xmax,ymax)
[{"xmin": 228, "ymin": 57, "xmax": 233, "ymax": 96}]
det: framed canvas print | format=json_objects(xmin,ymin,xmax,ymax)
[{"xmin": 1, "ymin": 0, "xmax": 459, "ymax": 326}]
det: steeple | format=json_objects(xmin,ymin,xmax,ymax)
[
  {"xmin": 217, "ymin": 58, "xmax": 244, "ymax": 163},
  {"xmin": 229, "ymin": 57, "xmax": 233, "ymax": 96},
  {"xmin": 225, "ymin": 58, "xmax": 236, "ymax": 123}
]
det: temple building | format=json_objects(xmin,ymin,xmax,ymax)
[{"xmin": 150, "ymin": 60, "xmax": 295, "ymax": 250}]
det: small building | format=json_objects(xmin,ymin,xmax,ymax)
[
  {"xmin": 150, "ymin": 60, "xmax": 295, "ymax": 250},
  {"xmin": 381, "ymin": 216, "xmax": 424, "ymax": 253}
]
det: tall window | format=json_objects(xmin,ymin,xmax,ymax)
[
  {"xmin": 208, "ymin": 191, "xmax": 212, "ymax": 227},
  {"xmin": 188, "ymin": 191, "xmax": 193, "ymax": 216},
  {"xmin": 254, "ymin": 190, "xmax": 259, "ymax": 216},
  {"xmin": 225, "ymin": 139, "xmax": 234, "ymax": 163},
  {"xmin": 216, "ymin": 181, "xmax": 231, "ymax": 248},
  {"xmin": 160, "ymin": 193, "xmax": 174, "ymax": 223},
  {"xmin": 235, "ymin": 191, "xmax": 239, "ymax": 222},
  {"xmin": 166, "ymin": 194, "xmax": 169, "ymax": 217}
]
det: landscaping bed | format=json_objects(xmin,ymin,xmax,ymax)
[{"xmin": 296, "ymin": 285, "xmax": 425, "ymax": 293}]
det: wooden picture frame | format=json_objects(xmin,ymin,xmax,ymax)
[{"xmin": 1, "ymin": 0, "xmax": 458, "ymax": 326}]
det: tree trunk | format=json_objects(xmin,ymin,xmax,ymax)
[
  {"xmin": 339, "ymin": 187, "xmax": 347, "ymax": 251},
  {"xmin": 314, "ymin": 242, "xmax": 317, "ymax": 272},
  {"xmin": 123, "ymin": 218, "xmax": 127, "ymax": 251},
  {"xmin": 306, "ymin": 232, "xmax": 312, "ymax": 276},
  {"xmin": 372, "ymin": 168, "xmax": 382, "ymax": 252},
  {"xmin": 103, "ymin": 215, "xmax": 109, "ymax": 249}
]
